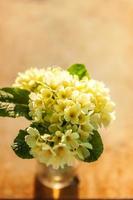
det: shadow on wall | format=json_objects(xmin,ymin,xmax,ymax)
[{"xmin": 34, "ymin": 175, "xmax": 79, "ymax": 199}]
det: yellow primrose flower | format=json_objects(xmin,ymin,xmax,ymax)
[
  {"xmin": 80, "ymin": 142, "xmax": 93, "ymax": 149},
  {"xmin": 25, "ymin": 127, "xmax": 40, "ymax": 148},
  {"xmin": 87, "ymin": 80, "xmax": 109, "ymax": 96},
  {"xmin": 75, "ymin": 78, "xmax": 89, "ymax": 92},
  {"xmin": 45, "ymin": 98, "xmax": 55, "ymax": 110},
  {"xmin": 76, "ymin": 94, "xmax": 94, "ymax": 113},
  {"xmin": 65, "ymin": 99, "xmax": 75, "ymax": 107},
  {"xmin": 13, "ymin": 68, "xmax": 45, "ymax": 91},
  {"xmin": 80, "ymin": 123, "xmax": 93, "ymax": 134},
  {"xmin": 62, "ymin": 129, "xmax": 79, "ymax": 149},
  {"xmin": 64, "ymin": 104, "xmax": 81, "ymax": 124},
  {"xmin": 41, "ymin": 134, "xmax": 53, "ymax": 142},
  {"xmin": 52, "ymin": 144, "xmax": 75, "ymax": 169},
  {"xmin": 103, "ymin": 101, "xmax": 115, "ymax": 113},
  {"xmin": 101, "ymin": 112, "xmax": 115, "ymax": 127},
  {"xmin": 62, "ymin": 80, "xmax": 72, "ymax": 87},
  {"xmin": 78, "ymin": 123, "xmax": 93, "ymax": 141},
  {"xmin": 41, "ymin": 88, "xmax": 53, "ymax": 100},
  {"xmin": 90, "ymin": 113, "xmax": 101, "ymax": 129},
  {"xmin": 93, "ymin": 95, "xmax": 106, "ymax": 113},
  {"xmin": 47, "ymin": 80, "xmax": 60, "ymax": 91},
  {"xmin": 78, "ymin": 112, "xmax": 88, "ymax": 124},
  {"xmin": 53, "ymin": 131, "xmax": 63, "ymax": 144},
  {"xmin": 50, "ymin": 113, "xmax": 62, "ymax": 124},
  {"xmin": 78, "ymin": 129, "xmax": 90, "ymax": 141},
  {"xmin": 57, "ymin": 87, "xmax": 72, "ymax": 99},
  {"xmin": 48, "ymin": 123, "xmax": 60, "ymax": 134},
  {"xmin": 29, "ymin": 93, "xmax": 44, "ymax": 111},
  {"xmin": 66, "ymin": 124, "xmax": 78, "ymax": 132},
  {"xmin": 43, "ymin": 111, "xmax": 53, "ymax": 123},
  {"xmin": 54, "ymin": 100, "xmax": 66, "ymax": 114},
  {"xmin": 30, "ymin": 145, "xmax": 43, "ymax": 158},
  {"xmin": 29, "ymin": 107, "xmax": 44, "ymax": 122},
  {"xmin": 38, "ymin": 145, "xmax": 56, "ymax": 166},
  {"xmin": 29, "ymin": 92, "xmax": 42, "ymax": 104},
  {"xmin": 76, "ymin": 145, "xmax": 90, "ymax": 160}
]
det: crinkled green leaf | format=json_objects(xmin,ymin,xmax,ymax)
[
  {"xmin": 85, "ymin": 130, "xmax": 103, "ymax": 162},
  {"xmin": 31, "ymin": 122, "xmax": 50, "ymax": 135},
  {"xmin": 0, "ymin": 87, "xmax": 31, "ymax": 119},
  {"xmin": 67, "ymin": 63, "xmax": 91, "ymax": 79},
  {"xmin": 11, "ymin": 129, "xmax": 33, "ymax": 159},
  {"xmin": 0, "ymin": 87, "xmax": 30, "ymax": 104}
]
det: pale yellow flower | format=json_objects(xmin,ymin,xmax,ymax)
[
  {"xmin": 78, "ymin": 123, "xmax": 93, "ymax": 141},
  {"xmin": 57, "ymin": 87, "xmax": 72, "ymax": 99},
  {"xmin": 53, "ymin": 131, "xmax": 63, "ymax": 144},
  {"xmin": 64, "ymin": 104, "xmax": 81, "ymax": 124},
  {"xmin": 41, "ymin": 88, "xmax": 53, "ymax": 101},
  {"xmin": 48, "ymin": 123, "xmax": 60, "ymax": 134},
  {"xmin": 29, "ymin": 107, "xmax": 44, "ymax": 122},
  {"xmin": 13, "ymin": 68, "xmax": 45, "ymax": 91},
  {"xmin": 62, "ymin": 129, "xmax": 79, "ymax": 149},
  {"xmin": 75, "ymin": 93, "xmax": 94, "ymax": 113},
  {"xmin": 78, "ymin": 112, "xmax": 89, "ymax": 124},
  {"xmin": 78, "ymin": 130, "xmax": 90, "ymax": 141},
  {"xmin": 52, "ymin": 144, "xmax": 75, "ymax": 169},
  {"xmin": 38, "ymin": 145, "xmax": 56, "ymax": 166},
  {"xmin": 30, "ymin": 145, "xmax": 42, "ymax": 158},
  {"xmin": 41, "ymin": 134, "xmax": 53, "ymax": 142},
  {"xmin": 101, "ymin": 112, "xmax": 115, "ymax": 127},
  {"xmin": 90, "ymin": 113, "xmax": 101, "ymax": 129},
  {"xmin": 76, "ymin": 144, "xmax": 91, "ymax": 160},
  {"xmin": 66, "ymin": 124, "xmax": 78, "ymax": 132},
  {"xmin": 44, "ymin": 98, "xmax": 55, "ymax": 109},
  {"xmin": 50, "ymin": 113, "xmax": 62, "ymax": 124},
  {"xmin": 80, "ymin": 123, "xmax": 93, "ymax": 133},
  {"xmin": 25, "ymin": 127, "xmax": 40, "ymax": 148},
  {"xmin": 54, "ymin": 100, "xmax": 66, "ymax": 114}
]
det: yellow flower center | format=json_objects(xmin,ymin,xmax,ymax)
[
  {"xmin": 57, "ymin": 146, "xmax": 65, "ymax": 156},
  {"xmin": 69, "ymin": 112, "xmax": 76, "ymax": 118},
  {"xmin": 66, "ymin": 135, "xmax": 71, "ymax": 142},
  {"xmin": 44, "ymin": 149, "xmax": 53, "ymax": 157}
]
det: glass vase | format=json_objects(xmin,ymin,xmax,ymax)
[{"xmin": 36, "ymin": 162, "xmax": 77, "ymax": 189}]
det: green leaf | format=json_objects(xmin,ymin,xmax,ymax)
[
  {"xmin": 0, "ymin": 87, "xmax": 31, "ymax": 119},
  {"xmin": 11, "ymin": 129, "xmax": 33, "ymax": 159},
  {"xmin": 67, "ymin": 63, "xmax": 91, "ymax": 79},
  {"xmin": 30, "ymin": 122, "xmax": 49, "ymax": 135},
  {"xmin": 0, "ymin": 87, "xmax": 30, "ymax": 104},
  {"xmin": 85, "ymin": 130, "xmax": 103, "ymax": 162},
  {"xmin": 0, "ymin": 102, "xmax": 30, "ymax": 119}
]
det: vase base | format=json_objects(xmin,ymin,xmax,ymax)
[
  {"xmin": 38, "ymin": 175, "xmax": 74, "ymax": 189},
  {"xmin": 37, "ymin": 163, "xmax": 77, "ymax": 189}
]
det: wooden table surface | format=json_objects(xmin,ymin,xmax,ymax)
[{"xmin": 0, "ymin": 0, "xmax": 133, "ymax": 199}]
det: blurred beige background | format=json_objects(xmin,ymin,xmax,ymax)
[{"xmin": 0, "ymin": 0, "xmax": 133, "ymax": 198}]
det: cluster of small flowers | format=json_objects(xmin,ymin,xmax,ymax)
[{"xmin": 14, "ymin": 67, "xmax": 115, "ymax": 168}]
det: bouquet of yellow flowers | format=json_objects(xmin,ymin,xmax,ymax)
[{"xmin": 0, "ymin": 64, "xmax": 115, "ymax": 169}]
